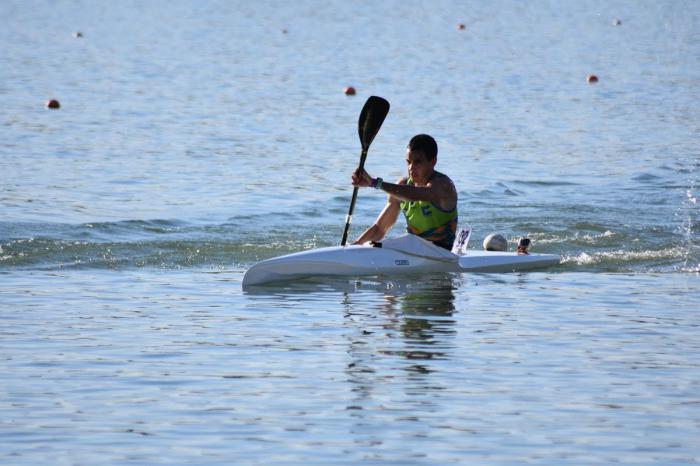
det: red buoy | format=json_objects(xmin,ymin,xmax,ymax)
[
  {"xmin": 46, "ymin": 99, "xmax": 61, "ymax": 109},
  {"xmin": 587, "ymin": 75, "xmax": 599, "ymax": 84},
  {"xmin": 344, "ymin": 86, "xmax": 356, "ymax": 96}
]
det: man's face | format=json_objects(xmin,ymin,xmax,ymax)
[{"xmin": 406, "ymin": 149, "xmax": 436, "ymax": 184}]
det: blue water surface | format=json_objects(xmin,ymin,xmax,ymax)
[{"xmin": 1, "ymin": 0, "xmax": 699, "ymax": 464}]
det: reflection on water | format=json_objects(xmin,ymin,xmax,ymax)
[
  {"xmin": 342, "ymin": 275, "xmax": 458, "ymax": 421},
  {"xmin": 3, "ymin": 270, "xmax": 699, "ymax": 464},
  {"xmin": 391, "ymin": 277, "xmax": 456, "ymax": 369}
]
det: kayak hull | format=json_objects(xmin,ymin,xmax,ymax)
[{"xmin": 242, "ymin": 235, "xmax": 560, "ymax": 286}]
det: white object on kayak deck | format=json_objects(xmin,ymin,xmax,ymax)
[
  {"xmin": 483, "ymin": 233, "xmax": 508, "ymax": 251},
  {"xmin": 242, "ymin": 234, "xmax": 560, "ymax": 287}
]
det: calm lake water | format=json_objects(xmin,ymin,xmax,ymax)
[{"xmin": 2, "ymin": 0, "xmax": 699, "ymax": 464}]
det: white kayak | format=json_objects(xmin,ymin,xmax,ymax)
[{"xmin": 242, "ymin": 234, "xmax": 560, "ymax": 287}]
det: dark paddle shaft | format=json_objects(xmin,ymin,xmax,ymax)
[{"xmin": 340, "ymin": 96, "xmax": 390, "ymax": 246}]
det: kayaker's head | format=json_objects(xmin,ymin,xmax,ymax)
[{"xmin": 406, "ymin": 134, "xmax": 437, "ymax": 184}]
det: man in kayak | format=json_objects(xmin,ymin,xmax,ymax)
[{"xmin": 351, "ymin": 134, "xmax": 458, "ymax": 250}]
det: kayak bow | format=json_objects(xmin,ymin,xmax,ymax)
[{"xmin": 242, "ymin": 235, "xmax": 559, "ymax": 286}]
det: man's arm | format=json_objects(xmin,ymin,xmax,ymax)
[
  {"xmin": 352, "ymin": 168, "xmax": 456, "ymax": 211},
  {"xmin": 352, "ymin": 197, "xmax": 401, "ymax": 244},
  {"xmin": 380, "ymin": 177, "xmax": 457, "ymax": 211}
]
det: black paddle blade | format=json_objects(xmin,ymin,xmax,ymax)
[{"xmin": 358, "ymin": 96, "xmax": 390, "ymax": 151}]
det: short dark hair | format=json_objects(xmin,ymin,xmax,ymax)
[{"xmin": 407, "ymin": 134, "xmax": 438, "ymax": 160}]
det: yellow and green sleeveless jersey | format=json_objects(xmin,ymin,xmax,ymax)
[{"xmin": 399, "ymin": 172, "xmax": 458, "ymax": 250}]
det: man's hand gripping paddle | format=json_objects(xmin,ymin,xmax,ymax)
[{"xmin": 340, "ymin": 96, "xmax": 390, "ymax": 246}]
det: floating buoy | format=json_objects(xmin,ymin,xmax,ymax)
[
  {"xmin": 613, "ymin": 18, "xmax": 622, "ymax": 26},
  {"xmin": 281, "ymin": 29, "xmax": 288, "ymax": 34},
  {"xmin": 45, "ymin": 99, "xmax": 61, "ymax": 109},
  {"xmin": 73, "ymin": 31, "xmax": 83, "ymax": 38},
  {"xmin": 344, "ymin": 86, "xmax": 356, "ymax": 96},
  {"xmin": 457, "ymin": 23, "xmax": 465, "ymax": 30},
  {"xmin": 587, "ymin": 74, "xmax": 599, "ymax": 84}
]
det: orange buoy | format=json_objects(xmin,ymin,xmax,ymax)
[
  {"xmin": 344, "ymin": 86, "xmax": 356, "ymax": 96},
  {"xmin": 46, "ymin": 99, "xmax": 61, "ymax": 109},
  {"xmin": 587, "ymin": 75, "xmax": 599, "ymax": 84}
]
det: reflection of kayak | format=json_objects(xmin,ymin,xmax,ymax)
[{"xmin": 242, "ymin": 234, "xmax": 560, "ymax": 287}]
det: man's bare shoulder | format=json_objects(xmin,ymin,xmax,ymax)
[
  {"xmin": 430, "ymin": 172, "xmax": 458, "ymax": 209},
  {"xmin": 429, "ymin": 172, "xmax": 456, "ymax": 190}
]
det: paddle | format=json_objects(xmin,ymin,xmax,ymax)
[{"xmin": 340, "ymin": 96, "xmax": 390, "ymax": 246}]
